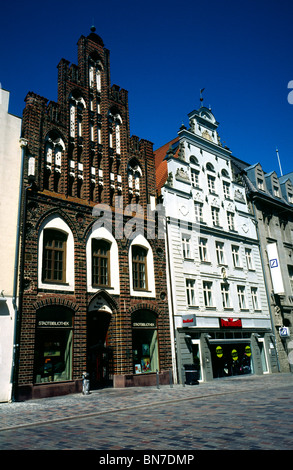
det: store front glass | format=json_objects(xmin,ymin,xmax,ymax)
[
  {"xmin": 211, "ymin": 342, "xmax": 253, "ymax": 378},
  {"xmin": 132, "ymin": 310, "xmax": 159, "ymax": 374},
  {"xmin": 34, "ymin": 307, "xmax": 73, "ymax": 384}
]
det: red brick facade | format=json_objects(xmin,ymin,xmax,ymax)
[{"xmin": 16, "ymin": 29, "xmax": 172, "ymax": 400}]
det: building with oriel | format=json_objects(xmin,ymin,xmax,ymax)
[
  {"xmin": 0, "ymin": 89, "xmax": 22, "ymax": 402},
  {"xmin": 15, "ymin": 28, "xmax": 172, "ymax": 401},
  {"xmin": 155, "ymin": 104, "xmax": 279, "ymax": 384}
]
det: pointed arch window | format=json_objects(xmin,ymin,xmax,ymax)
[
  {"xmin": 132, "ymin": 246, "xmax": 148, "ymax": 291},
  {"xmin": 42, "ymin": 229, "xmax": 67, "ymax": 283},
  {"xmin": 92, "ymin": 239, "xmax": 111, "ymax": 287}
]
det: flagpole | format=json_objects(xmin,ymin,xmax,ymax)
[{"xmin": 276, "ymin": 148, "xmax": 283, "ymax": 176}]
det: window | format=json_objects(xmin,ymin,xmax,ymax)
[
  {"xmin": 207, "ymin": 175, "xmax": 216, "ymax": 192},
  {"xmin": 232, "ymin": 245, "xmax": 241, "ymax": 268},
  {"xmin": 251, "ymin": 287, "xmax": 260, "ymax": 310},
  {"xmin": 211, "ymin": 207, "xmax": 220, "ymax": 226},
  {"xmin": 42, "ymin": 229, "xmax": 67, "ymax": 283},
  {"xmin": 92, "ymin": 239, "xmax": 111, "ymax": 287},
  {"xmin": 273, "ymin": 185, "xmax": 280, "ymax": 197},
  {"xmin": 191, "ymin": 168, "xmax": 199, "ymax": 187},
  {"xmin": 221, "ymin": 283, "xmax": 231, "ymax": 309},
  {"xmin": 194, "ymin": 203, "xmax": 203, "ymax": 223},
  {"xmin": 132, "ymin": 246, "xmax": 148, "ymax": 290},
  {"xmin": 132, "ymin": 310, "xmax": 159, "ymax": 374},
  {"xmin": 203, "ymin": 281, "xmax": 213, "ymax": 307},
  {"xmin": 245, "ymin": 248, "xmax": 253, "ymax": 270},
  {"xmin": 34, "ymin": 307, "xmax": 73, "ymax": 384},
  {"xmin": 227, "ymin": 212, "xmax": 235, "ymax": 231},
  {"xmin": 257, "ymin": 178, "xmax": 264, "ymax": 190},
  {"xmin": 182, "ymin": 235, "xmax": 191, "ymax": 259},
  {"xmin": 223, "ymin": 181, "xmax": 231, "ymax": 199},
  {"xmin": 186, "ymin": 279, "xmax": 197, "ymax": 306},
  {"xmin": 237, "ymin": 285, "xmax": 246, "ymax": 309},
  {"xmin": 199, "ymin": 238, "xmax": 209, "ymax": 262},
  {"xmin": 288, "ymin": 192, "xmax": 293, "ymax": 204},
  {"xmin": 216, "ymin": 241, "xmax": 225, "ymax": 265}
]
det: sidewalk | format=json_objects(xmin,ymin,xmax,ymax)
[{"xmin": 1, "ymin": 373, "xmax": 292, "ymax": 432}]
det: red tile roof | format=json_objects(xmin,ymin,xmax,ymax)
[{"xmin": 154, "ymin": 137, "xmax": 179, "ymax": 194}]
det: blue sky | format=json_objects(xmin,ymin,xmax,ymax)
[{"xmin": 1, "ymin": 0, "xmax": 293, "ymax": 175}]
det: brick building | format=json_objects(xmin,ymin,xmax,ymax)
[{"xmin": 15, "ymin": 28, "xmax": 172, "ymax": 401}]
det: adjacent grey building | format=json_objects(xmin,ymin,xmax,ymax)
[
  {"xmin": 155, "ymin": 106, "xmax": 278, "ymax": 384},
  {"xmin": 236, "ymin": 163, "xmax": 293, "ymax": 373}
]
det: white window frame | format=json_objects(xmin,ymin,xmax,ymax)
[
  {"xmin": 199, "ymin": 237, "xmax": 209, "ymax": 262},
  {"xmin": 207, "ymin": 174, "xmax": 216, "ymax": 192},
  {"xmin": 194, "ymin": 202, "xmax": 203, "ymax": 223},
  {"xmin": 251, "ymin": 286, "xmax": 260, "ymax": 310},
  {"xmin": 216, "ymin": 241, "xmax": 225, "ymax": 265},
  {"xmin": 38, "ymin": 215, "xmax": 74, "ymax": 291},
  {"xmin": 186, "ymin": 279, "xmax": 197, "ymax": 306},
  {"xmin": 211, "ymin": 207, "xmax": 220, "ymax": 226},
  {"xmin": 203, "ymin": 281, "xmax": 214, "ymax": 307},
  {"xmin": 221, "ymin": 283, "xmax": 231, "ymax": 309},
  {"xmin": 129, "ymin": 234, "xmax": 155, "ymax": 298},
  {"xmin": 245, "ymin": 248, "xmax": 254, "ymax": 270},
  {"xmin": 227, "ymin": 211, "xmax": 235, "ymax": 231},
  {"xmin": 223, "ymin": 180, "xmax": 231, "ymax": 198},
  {"xmin": 86, "ymin": 226, "xmax": 120, "ymax": 294},
  {"xmin": 232, "ymin": 245, "xmax": 241, "ymax": 268},
  {"xmin": 237, "ymin": 285, "xmax": 247, "ymax": 309},
  {"xmin": 182, "ymin": 234, "xmax": 192, "ymax": 259}
]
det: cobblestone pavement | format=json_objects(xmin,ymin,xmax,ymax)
[{"xmin": 1, "ymin": 373, "xmax": 293, "ymax": 452}]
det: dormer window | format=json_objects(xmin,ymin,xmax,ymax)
[
  {"xmin": 257, "ymin": 178, "xmax": 264, "ymax": 190},
  {"xmin": 273, "ymin": 185, "xmax": 280, "ymax": 197}
]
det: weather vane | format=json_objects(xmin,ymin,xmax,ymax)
[{"xmin": 200, "ymin": 88, "xmax": 205, "ymax": 106}]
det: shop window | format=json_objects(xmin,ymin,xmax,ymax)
[
  {"xmin": 34, "ymin": 307, "xmax": 73, "ymax": 384},
  {"xmin": 132, "ymin": 310, "xmax": 159, "ymax": 374},
  {"xmin": 42, "ymin": 229, "xmax": 67, "ymax": 283},
  {"xmin": 132, "ymin": 246, "xmax": 148, "ymax": 290},
  {"xmin": 92, "ymin": 239, "xmax": 111, "ymax": 287},
  {"xmin": 210, "ymin": 343, "xmax": 253, "ymax": 378}
]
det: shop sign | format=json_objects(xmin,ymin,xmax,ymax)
[
  {"xmin": 220, "ymin": 318, "xmax": 242, "ymax": 328},
  {"xmin": 216, "ymin": 346, "xmax": 223, "ymax": 358},
  {"xmin": 182, "ymin": 314, "xmax": 196, "ymax": 327},
  {"xmin": 267, "ymin": 243, "xmax": 285, "ymax": 295},
  {"xmin": 132, "ymin": 322, "xmax": 156, "ymax": 328},
  {"xmin": 37, "ymin": 320, "xmax": 71, "ymax": 328}
]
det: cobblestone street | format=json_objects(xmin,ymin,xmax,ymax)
[{"xmin": 1, "ymin": 373, "xmax": 293, "ymax": 454}]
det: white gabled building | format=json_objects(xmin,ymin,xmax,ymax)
[{"xmin": 155, "ymin": 106, "xmax": 279, "ymax": 384}]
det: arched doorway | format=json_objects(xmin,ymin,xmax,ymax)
[{"xmin": 87, "ymin": 295, "xmax": 113, "ymax": 388}]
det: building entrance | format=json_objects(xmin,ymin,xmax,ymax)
[
  {"xmin": 210, "ymin": 342, "xmax": 253, "ymax": 378},
  {"xmin": 87, "ymin": 310, "xmax": 113, "ymax": 388}
]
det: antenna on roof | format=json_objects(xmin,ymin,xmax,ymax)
[{"xmin": 276, "ymin": 147, "xmax": 283, "ymax": 176}]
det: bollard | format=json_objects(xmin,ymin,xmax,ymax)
[
  {"xmin": 82, "ymin": 372, "xmax": 90, "ymax": 395},
  {"xmin": 156, "ymin": 369, "xmax": 160, "ymax": 389}
]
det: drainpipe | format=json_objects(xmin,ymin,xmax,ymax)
[
  {"xmin": 165, "ymin": 215, "xmax": 178, "ymax": 384},
  {"xmin": 251, "ymin": 198, "xmax": 281, "ymax": 372},
  {"xmin": 11, "ymin": 138, "xmax": 28, "ymax": 401}
]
